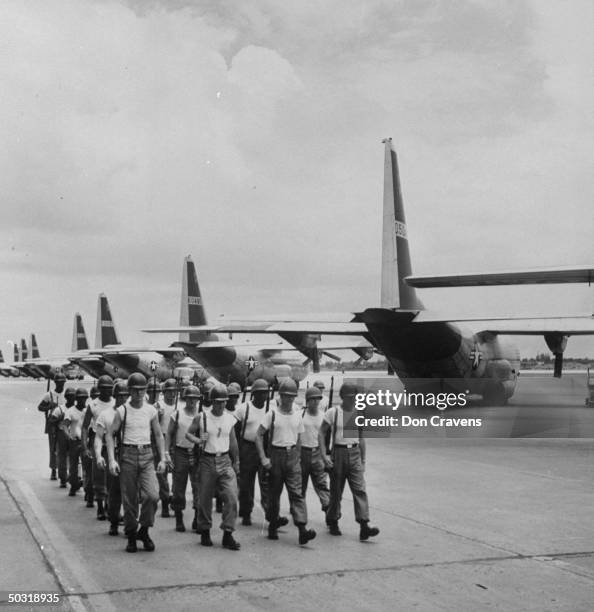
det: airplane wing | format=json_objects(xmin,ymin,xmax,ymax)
[
  {"xmin": 143, "ymin": 322, "xmax": 368, "ymax": 335},
  {"xmin": 405, "ymin": 265, "xmax": 594, "ymax": 288}
]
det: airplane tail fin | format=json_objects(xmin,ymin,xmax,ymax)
[
  {"xmin": 31, "ymin": 334, "xmax": 40, "ymax": 359},
  {"xmin": 20, "ymin": 338, "xmax": 28, "ymax": 361},
  {"xmin": 95, "ymin": 293, "xmax": 121, "ymax": 348},
  {"xmin": 0, "ymin": 349, "xmax": 4, "ymax": 363},
  {"xmin": 72, "ymin": 313, "xmax": 89, "ymax": 352},
  {"xmin": 381, "ymin": 138, "xmax": 423, "ymax": 310},
  {"xmin": 13, "ymin": 343, "xmax": 18, "ymax": 362},
  {"xmin": 179, "ymin": 255, "xmax": 211, "ymax": 343}
]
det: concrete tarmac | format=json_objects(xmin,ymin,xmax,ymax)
[{"xmin": 0, "ymin": 374, "xmax": 593, "ymax": 611}]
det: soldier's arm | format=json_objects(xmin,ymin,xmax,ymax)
[
  {"xmin": 94, "ymin": 423, "xmax": 104, "ymax": 462},
  {"xmin": 105, "ymin": 411, "xmax": 121, "ymax": 466},
  {"xmin": 37, "ymin": 394, "xmax": 51, "ymax": 413},
  {"xmin": 255, "ymin": 424, "xmax": 269, "ymax": 466},
  {"xmin": 81, "ymin": 408, "xmax": 92, "ymax": 450},
  {"xmin": 151, "ymin": 414, "xmax": 165, "ymax": 463},
  {"xmin": 318, "ymin": 420, "xmax": 333, "ymax": 468},
  {"xmin": 185, "ymin": 416, "xmax": 201, "ymax": 445},
  {"xmin": 229, "ymin": 427, "xmax": 239, "ymax": 466}
]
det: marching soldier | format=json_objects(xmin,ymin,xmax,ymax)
[
  {"xmin": 52, "ymin": 387, "xmax": 75, "ymax": 488},
  {"xmin": 106, "ymin": 373, "xmax": 166, "ymax": 553},
  {"xmin": 256, "ymin": 379, "xmax": 316, "ymax": 546},
  {"xmin": 300, "ymin": 386, "xmax": 330, "ymax": 513},
  {"xmin": 226, "ymin": 383, "xmax": 241, "ymax": 412},
  {"xmin": 81, "ymin": 375, "xmax": 114, "ymax": 521},
  {"xmin": 63, "ymin": 387, "xmax": 88, "ymax": 496},
  {"xmin": 95, "ymin": 381, "xmax": 129, "ymax": 536},
  {"xmin": 186, "ymin": 384, "xmax": 240, "ymax": 551},
  {"xmin": 312, "ymin": 380, "xmax": 329, "ymax": 412},
  {"xmin": 319, "ymin": 382, "xmax": 379, "ymax": 541},
  {"xmin": 234, "ymin": 378, "xmax": 286, "ymax": 527},
  {"xmin": 165, "ymin": 385, "xmax": 201, "ymax": 533},
  {"xmin": 37, "ymin": 372, "xmax": 66, "ymax": 480}
]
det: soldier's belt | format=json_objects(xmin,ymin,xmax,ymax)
[
  {"xmin": 122, "ymin": 443, "xmax": 152, "ymax": 449},
  {"xmin": 202, "ymin": 451, "xmax": 229, "ymax": 457},
  {"xmin": 271, "ymin": 445, "xmax": 297, "ymax": 451},
  {"xmin": 334, "ymin": 443, "xmax": 358, "ymax": 449}
]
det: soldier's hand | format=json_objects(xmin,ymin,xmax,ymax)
[
  {"xmin": 84, "ymin": 448, "xmax": 93, "ymax": 459},
  {"xmin": 109, "ymin": 460, "xmax": 120, "ymax": 476},
  {"xmin": 261, "ymin": 458, "xmax": 272, "ymax": 470},
  {"xmin": 324, "ymin": 456, "xmax": 333, "ymax": 471},
  {"xmin": 232, "ymin": 462, "xmax": 240, "ymax": 476},
  {"xmin": 165, "ymin": 453, "xmax": 174, "ymax": 470},
  {"xmin": 156, "ymin": 459, "xmax": 167, "ymax": 474},
  {"xmin": 199, "ymin": 431, "xmax": 209, "ymax": 445},
  {"xmin": 96, "ymin": 456, "xmax": 106, "ymax": 470}
]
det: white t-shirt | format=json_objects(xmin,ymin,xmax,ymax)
[
  {"xmin": 323, "ymin": 406, "xmax": 359, "ymax": 446},
  {"xmin": 89, "ymin": 398, "xmax": 115, "ymax": 432},
  {"xmin": 262, "ymin": 408, "xmax": 304, "ymax": 447},
  {"xmin": 95, "ymin": 407, "xmax": 117, "ymax": 440},
  {"xmin": 116, "ymin": 401, "xmax": 158, "ymax": 445},
  {"xmin": 234, "ymin": 400, "xmax": 277, "ymax": 442},
  {"xmin": 301, "ymin": 410, "xmax": 324, "ymax": 448},
  {"xmin": 202, "ymin": 410, "xmax": 237, "ymax": 454},
  {"xmin": 64, "ymin": 406, "xmax": 86, "ymax": 439},
  {"xmin": 42, "ymin": 390, "xmax": 65, "ymax": 408},
  {"xmin": 170, "ymin": 406, "xmax": 197, "ymax": 449},
  {"xmin": 159, "ymin": 400, "xmax": 176, "ymax": 435}
]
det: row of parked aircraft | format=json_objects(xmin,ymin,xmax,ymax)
[{"xmin": 4, "ymin": 140, "xmax": 593, "ymax": 404}]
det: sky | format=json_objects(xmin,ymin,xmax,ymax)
[{"xmin": 1, "ymin": 0, "xmax": 593, "ymax": 360}]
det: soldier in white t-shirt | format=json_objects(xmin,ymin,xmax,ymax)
[
  {"xmin": 37, "ymin": 372, "xmax": 66, "ymax": 480},
  {"xmin": 63, "ymin": 387, "xmax": 88, "ymax": 497},
  {"xmin": 319, "ymin": 382, "xmax": 379, "ymax": 541},
  {"xmin": 106, "ymin": 373, "xmax": 166, "ymax": 553},
  {"xmin": 52, "ymin": 387, "xmax": 75, "ymax": 488},
  {"xmin": 300, "ymin": 386, "xmax": 330, "ymax": 513},
  {"xmin": 186, "ymin": 384, "xmax": 240, "ymax": 551},
  {"xmin": 256, "ymin": 379, "xmax": 316, "ymax": 546},
  {"xmin": 165, "ymin": 385, "xmax": 201, "ymax": 533}
]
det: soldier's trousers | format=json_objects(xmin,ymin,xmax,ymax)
[
  {"xmin": 47, "ymin": 425, "xmax": 57, "ymax": 470},
  {"xmin": 92, "ymin": 450, "xmax": 107, "ymax": 502},
  {"xmin": 300, "ymin": 447, "xmax": 330, "ymax": 510},
  {"xmin": 171, "ymin": 447, "xmax": 199, "ymax": 511},
  {"xmin": 326, "ymin": 446, "xmax": 369, "ymax": 523},
  {"xmin": 106, "ymin": 461, "xmax": 121, "ymax": 525},
  {"xmin": 56, "ymin": 429, "xmax": 70, "ymax": 483},
  {"xmin": 152, "ymin": 436, "xmax": 170, "ymax": 504},
  {"xmin": 266, "ymin": 446, "xmax": 307, "ymax": 526},
  {"xmin": 68, "ymin": 439, "xmax": 82, "ymax": 489},
  {"xmin": 82, "ymin": 453, "xmax": 93, "ymax": 501},
  {"xmin": 119, "ymin": 446, "xmax": 159, "ymax": 536},
  {"xmin": 238, "ymin": 441, "xmax": 269, "ymax": 518},
  {"xmin": 197, "ymin": 454, "xmax": 237, "ymax": 533}
]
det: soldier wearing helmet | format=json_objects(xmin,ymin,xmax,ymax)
[
  {"xmin": 105, "ymin": 373, "xmax": 167, "ymax": 553},
  {"xmin": 50, "ymin": 386, "xmax": 76, "ymax": 488},
  {"xmin": 300, "ymin": 386, "xmax": 330, "ymax": 514},
  {"xmin": 81, "ymin": 375, "xmax": 114, "ymax": 521},
  {"xmin": 313, "ymin": 380, "xmax": 329, "ymax": 412},
  {"xmin": 186, "ymin": 384, "xmax": 240, "ymax": 551},
  {"xmin": 165, "ymin": 384, "xmax": 201, "ymax": 533},
  {"xmin": 226, "ymin": 383, "xmax": 241, "ymax": 412},
  {"xmin": 154, "ymin": 378, "xmax": 178, "ymax": 518},
  {"xmin": 256, "ymin": 379, "xmax": 316, "ymax": 546},
  {"xmin": 63, "ymin": 388, "xmax": 88, "ymax": 497},
  {"xmin": 94, "ymin": 381, "xmax": 128, "ymax": 536},
  {"xmin": 319, "ymin": 382, "xmax": 379, "ymax": 541},
  {"xmin": 233, "ymin": 378, "xmax": 284, "ymax": 527},
  {"xmin": 37, "ymin": 371, "xmax": 67, "ymax": 481}
]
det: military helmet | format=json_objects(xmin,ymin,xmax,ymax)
[
  {"xmin": 64, "ymin": 387, "xmax": 76, "ymax": 398},
  {"xmin": 312, "ymin": 380, "xmax": 326, "ymax": 391},
  {"xmin": 54, "ymin": 371, "xmax": 67, "ymax": 382},
  {"xmin": 227, "ymin": 382, "xmax": 241, "ymax": 397},
  {"xmin": 75, "ymin": 387, "xmax": 89, "ymax": 398},
  {"xmin": 279, "ymin": 379, "xmax": 298, "ymax": 396},
  {"xmin": 163, "ymin": 378, "xmax": 177, "ymax": 392},
  {"xmin": 184, "ymin": 385, "xmax": 201, "ymax": 399},
  {"xmin": 339, "ymin": 382, "xmax": 358, "ymax": 398},
  {"xmin": 147, "ymin": 379, "xmax": 161, "ymax": 392},
  {"xmin": 210, "ymin": 384, "xmax": 229, "ymax": 402},
  {"xmin": 128, "ymin": 372, "xmax": 147, "ymax": 389},
  {"xmin": 113, "ymin": 381, "xmax": 129, "ymax": 397},
  {"xmin": 97, "ymin": 375, "xmax": 113, "ymax": 389},
  {"xmin": 251, "ymin": 378, "xmax": 269, "ymax": 393},
  {"xmin": 89, "ymin": 385, "xmax": 99, "ymax": 398},
  {"xmin": 305, "ymin": 386, "xmax": 323, "ymax": 400}
]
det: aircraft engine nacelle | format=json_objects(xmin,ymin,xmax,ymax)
[
  {"xmin": 544, "ymin": 333, "xmax": 568, "ymax": 378},
  {"xmin": 353, "ymin": 346, "xmax": 374, "ymax": 361},
  {"xmin": 482, "ymin": 358, "xmax": 517, "ymax": 404}
]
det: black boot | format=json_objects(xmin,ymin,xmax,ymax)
[
  {"xmin": 161, "ymin": 500, "xmax": 170, "ymax": 518},
  {"xmin": 267, "ymin": 524, "xmax": 278, "ymax": 540},
  {"xmin": 175, "ymin": 510, "xmax": 186, "ymax": 532},
  {"xmin": 126, "ymin": 534, "xmax": 137, "ymax": 553},
  {"xmin": 327, "ymin": 520, "xmax": 342, "ymax": 536},
  {"xmin": 137, "ymin": 526, "xmax": 155, "ymax": 551},
  {"xmin": 86, "ymin": 494, "xmax": 94, "ymax": 508},
  {"xmin": 68, "ymin": 487, "xmax": 76, "ymax": 497},
  {"xmin": 50, "ymin": 469, "xmax": 57, "ymax": 481},
  {"xmin": 109, "ymin": 522, "xmax": 119, "ymax": 536},
  {"xmin": 275, "ymin": 516, "xmax": 289, "ymax": 528},
  {"xmin": 359, "ymin": 521, "xmax": 379, "ymax": 541},
  {"xmin": 191, "ymin": 510, "xmax": 198, "ymax": 532},
  {"xmin": 59, "ymin": 480, "xmax": 67, "ymax": 488},
  {"xmin": 222, "ymin": 531, "xmax": 240, "ymax": 551},
  {"xmin": 96, "ymin": 500, "xmax": 106, "ymax": 521},
  {"xmin": 200, "ymin": 530, "xmax": 213, "ymax": 547},
  {"xmin": 298, "ymin": 524, "xmax": 316, "ymax": 545}
]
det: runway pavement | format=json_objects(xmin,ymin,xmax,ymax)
[{"xmin": 0, "ymin": 374, "xmax": 593, "ymax": 611}]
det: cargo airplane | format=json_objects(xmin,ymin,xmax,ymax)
[{"xmin": 145, "ymin": 139, "xmax": 594, "ymax": 405}]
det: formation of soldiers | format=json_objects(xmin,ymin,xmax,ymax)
[{"xmin": 37, "ymin": 372, "xmax": 379, "ymax": 554}]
